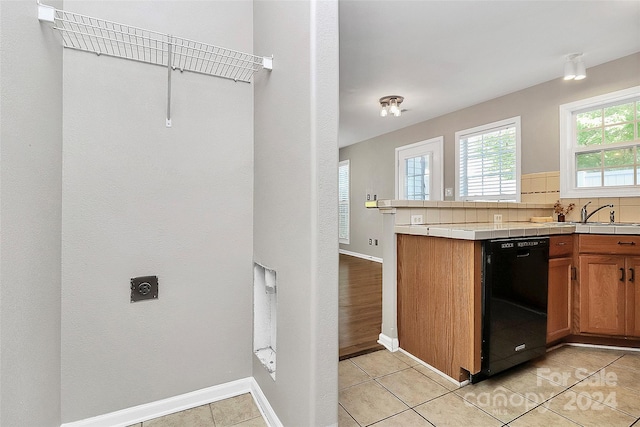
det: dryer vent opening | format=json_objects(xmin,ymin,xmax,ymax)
[{"xmin": 254, "ymin": 262, "xmax": 277, "ymax": 379}]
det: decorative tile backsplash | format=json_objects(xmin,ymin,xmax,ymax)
[
  {"xmin": 384, "ymin": 171, "xmax": 640, "ymax": 226},
  {"xmin": 386, "ymin": 200, "xmax": 553, "ymax": 226},
  {"xmin": 521, "ymin": 171, "xmax": 560, "ymax": 204},
  {"xmin": 521, "ymin": 171, "xmax": 640, "ymax": 223}
]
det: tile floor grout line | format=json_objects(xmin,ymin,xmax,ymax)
[
  {"xmin": 208, "ymin": 402, "xmax": 217, "ymax": 427},
  {"xmin": 501, "ymin": 353, "xmax": 632, "ymax": 427},
  {"xmin": 410, "ymin": 408, "xmax": 436, "ymax": 427},
  {"xmin": 346, "ymin": 358, "xmax": 372, "ymax": 377},
  {"xmin": 503, "ymin": 402, "xmax": 584, "ymax": 427},
  {"xmin": 464, "ymin": 361, "xmax": 590, "ymax": 425},
  {"xmin": 359, "ymin": 408, "xmax": 418, "ymax": 427},
  {"xmin": 341, "ymin": 348, "xmax": 640, "ymax": 427},
  {"xmin": 371, "ymin": 373, "xmax": 452, "ymax": 410},
  {"xmin": 565, "ymin": 359, "xmax": 640, "ymax": 419},
  {"xmin": 338, "ymin": 402, "xmax": 360, "ymax": 427},
  {"xmin": 451, "ymin": 387, "xmax": 517, "ymax": 426}
]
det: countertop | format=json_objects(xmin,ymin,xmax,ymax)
[{"xmin": 395, "ymin": 221, "xmax": 640, "ymax": 240}]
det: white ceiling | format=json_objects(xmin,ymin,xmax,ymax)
[{"xmin": 339, "ymin": 0, "xmax": 640, "ymax": 147}]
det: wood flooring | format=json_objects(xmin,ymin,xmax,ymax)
[{"xmin": 339, "ymin": 253, "xmax": 384, "ymax": 359}]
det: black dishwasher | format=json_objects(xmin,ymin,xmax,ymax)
[{"xmin": 472, "ymin": 237, "xmax": 549, "ymax": 383}]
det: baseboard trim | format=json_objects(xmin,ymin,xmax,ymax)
[
  {"xmin": 249, "ymin": 378, "xmax": 283, "ymax": 427},
  {"xmin": 377, "ymin": 333, "xmax": 398, "ymax": 352},
  {"xmin": 560, "ymin": 342, "xmax": 640, "ymax": 353},
  {"xmin": 398, "ymin": 348, "xmax": 466, "ymax": 388},
  {"xmin": 60, "ymin": 377, "xmax": 282, "ymax": 427},
  {"xmin": 339, "ymin": 249, "xmax": 383, "ymax": 263}
]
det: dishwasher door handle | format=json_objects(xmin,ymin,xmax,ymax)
[{"xmin": 516, "ymin": 249, "xmax": 530, "ymax": 258}]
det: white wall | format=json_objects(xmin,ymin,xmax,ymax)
[
  {"xmin": 0, "ymin": 0, "xmax": 63, "ymax": 425},
  {"xmin": 253, "ymin": 0, "xmax": 339, "ymax": 425},
  {"xmin": 60, "ymin": 1, "xmax": 255, "ymax": 422},
  {"xmin": 1, "ymin": 1, "xmax": 340, "ymax": 425}
]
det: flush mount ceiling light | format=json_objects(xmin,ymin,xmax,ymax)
[
  {"xmin": 564, "ymin": 53, "xmax": 586, "ymax": 81},
  {"xmin": 379, "ymin": 95, "xmax": 404, "ymax": 117}
]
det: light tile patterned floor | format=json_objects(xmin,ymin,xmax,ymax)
[
  {"xmin": 339, "ymin": 345, "xmax": 640, "ymax": 426},
  {"xmin": 131, "ymin": 345, "xmax": 640, "ymax": 426},
  {"xmin": 128, "ymin": 392, "xmax": 267, "ymax": 427}
]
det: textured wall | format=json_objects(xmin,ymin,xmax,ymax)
[
  {"xmin": 340, "ymin": 53, "xmax": 640, "ymax": 259},
  {"xmin": 253, "ymin": 0, "xmax": 339, "ymax": 425},
  {"xmin": 60, "ymin": 1, "xmax": 255, "ymax": 422},
  {"xmin": 0, "ymin": 0, "xmax": 63, "ymax": 425}
]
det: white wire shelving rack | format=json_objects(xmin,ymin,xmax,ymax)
[{"xmin": 37, "ymin": 3, "xmax": 273, "ymax": 127}]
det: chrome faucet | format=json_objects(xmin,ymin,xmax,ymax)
[{"xmin": 580, "ymin": 201, "xmax": 614, "ymax": 223}]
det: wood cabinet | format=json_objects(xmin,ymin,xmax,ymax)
[
  {"xmin": 547, "ymin": 256, "xmax": 573, "ymax": 342},
  {"xmin": 397, "ymin": 234, "xmax": 481, "ymax": 381},
  {"xmin": 547, "ymin": 235, "xmax": 574, "ymax": 343},
  {"xmin": 627, "ymin": 257, "xmax": 640, "ymax": 337},
  {"xmin": 577, "ymin": 235, "xmax": 640, "ymax": 338},
  {"xmin": 579, "ymin": 255, "xmax": 627, "ymax": 335}
]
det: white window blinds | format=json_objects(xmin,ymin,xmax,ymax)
[
  {"xmin": 338, "ymin": 160, "xmax": 350, "ymax": 244},
  {"xmin": 456, "ymin": 117, "xmax": 521, "ymax": 201}
]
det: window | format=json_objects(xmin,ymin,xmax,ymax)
[
  {"xmin": 338, "ymin": 160, "xmax": 350, "ymax": 244},
  {"xmin": 395, "ymin": 137, "xmax": 443, "ymax": 200},
  {"xmin": 560, "ymin": 86, "xmax": 640, "ymax": 198},
  {"xmin": 455, "ymin": 117, "xmax": 521, "ymax": 201}
]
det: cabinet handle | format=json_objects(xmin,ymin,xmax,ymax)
[
  {"xmin": 630, "ymin": 268, "xmax": 635, "ymax": 283},
  {"xmin": 617, "ymin": 241, "xmax": 636, "ymax": 246},
  {"xmin": 620, "ymin": 268, "xmax": 625, "ymax": 282},
  {"xmin": 556, "ymin": 242, "xmax": 566, "ymax": 246}
]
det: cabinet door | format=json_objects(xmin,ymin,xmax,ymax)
[
  {"xmin": 626, "ymin": 257, "xmax": 640, "ymax": 338},
  {"xmin": 579, "ymin": 255, "xmax": 626, "ymax": 336},
  {"xmin": 547, "ymin": 257, "xmax": 572, "ymax": 343}
]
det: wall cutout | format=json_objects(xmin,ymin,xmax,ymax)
[{"xmin": 254, "ymin": 263, "xmax": 277, "ymax": 379}]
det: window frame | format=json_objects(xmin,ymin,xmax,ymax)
[
  {"xmin": 338, "ymin": 159, "xmax": 350, "ymax": 245},
  {"xmin": 560, "ymin": 86, "xmax": 640, "ymax": 198},
  {"xmin": 394, "ymin": 136, "xmax": 444, "ymax": 201},
  {"xmin": 455, "ymin": 116, "xmax": 522, "ymax": 202}
]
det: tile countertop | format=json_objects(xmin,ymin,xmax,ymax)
[{"xmin": 394, "ymin": 222, "xmax": 640, "ymax": 240}]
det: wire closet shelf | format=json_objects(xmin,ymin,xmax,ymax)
[{"xmin": 38, "ymin": 4, "xmax": 272, "ymax": 83}]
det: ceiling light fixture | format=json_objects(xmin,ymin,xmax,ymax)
[
  {"xmin": 379, "ymin": 95, "xmax": 404, "ymax": 117},
  {"xmin": 564, "ymin": 54, "xmax": 586, "ymax": 81}
]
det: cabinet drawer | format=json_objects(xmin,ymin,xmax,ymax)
[
  {"xmin": 578, "ymin": 234, "xmax": 640, "ymax": 255},
  {"xmin": 549, "ymin": 235, "xmax": 574, "ymax": 258}
]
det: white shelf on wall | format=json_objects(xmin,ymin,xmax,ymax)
[{"xmin": 37, "ymin": 2, "xmax": 272, "ymax": 126}]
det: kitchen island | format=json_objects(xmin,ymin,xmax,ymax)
[{"xmin": 372, "ymin": 200, "xmax": 640, "ymax": 385}]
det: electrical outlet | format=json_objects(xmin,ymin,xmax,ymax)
[
  {"xmin": 411, "ymin": 215, "xmax": 423, "ymax": 225},
  {"xmin": 494, "ymin": 214, "xmax": 503, "ymax": 224},
  {"xmin": 366, "ymin": 194, "xmax": 371, "ymax": 201},
  {"xmin": 374, "ymin": 239, "xmax": 378, "ymax": 246},
  {"xmin": 130, "ymin": 275, "xmax": 158, "ymax": 302},
  {"xmin": 445, "ymin": 188, "xmax": 453, "ymax": 197},
  {"xmin": 368, "ymin": 238, "xmax": 372, "ymax": 245}
]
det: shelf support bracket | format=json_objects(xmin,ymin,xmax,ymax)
[
  {"xmin": 37, "ymin": 2, "xmax": 55, "ymax": 23},
  {"xmin": 263, "ymin": 56, "xmax": 273, "ymax": 71}
]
